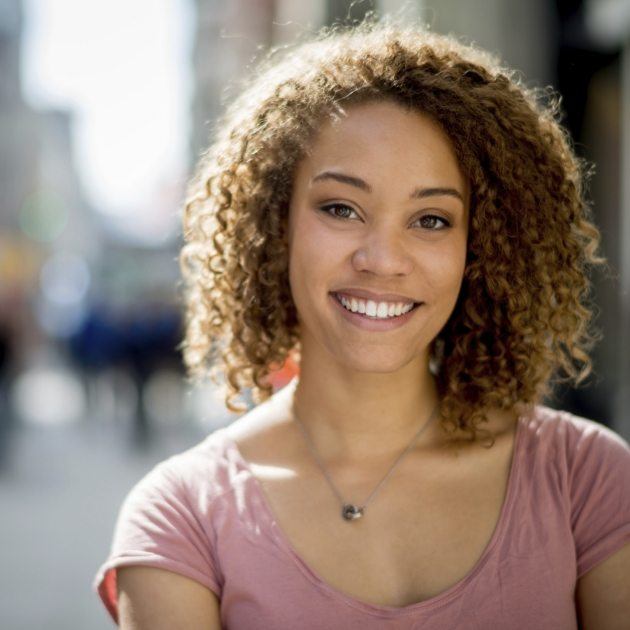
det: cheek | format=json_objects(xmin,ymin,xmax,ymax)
[
  {"xmin": 288, "ymin": 221, "xmax": 323, "ymax": 306},
  {"xmin": 288, "ymin": 211, "xmax": 348, "ymax": 279},
  {"xmin": 421, "ymin": 239, "xmax": 467, "ymax": 293}
]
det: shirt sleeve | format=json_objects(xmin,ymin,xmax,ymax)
[
  {"xmin": 93, "ymin": 459, "xmax": 222, "ymax": 624},
  {"xmin": 568, "ymin": 419, "xmax": 630, "ymax": 578}
]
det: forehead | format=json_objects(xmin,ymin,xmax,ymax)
[{"xmin": 297, "ymin": 100, "xmax": 466, "ymax": 194}]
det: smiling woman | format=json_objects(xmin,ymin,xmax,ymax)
[{"xmin": 93, "ymin": 16, "xmax": 630, "ymax": 630}]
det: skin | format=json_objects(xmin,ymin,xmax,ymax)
[{"xmin": 287, "ymin": 99, "xmax": 470, "ymax": 462}]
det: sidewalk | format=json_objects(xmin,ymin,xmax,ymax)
[{"xmin": 0, "ymin": 410, "xmax": 228, "ymax": 629}]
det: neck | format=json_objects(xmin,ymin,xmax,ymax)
[{"xmin": 289, "ymin": 352, "xmax": 442, "ymax": 462}]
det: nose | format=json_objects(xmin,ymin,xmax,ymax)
[{"xmin": 351, "ymin": 228, "xmax": 414, "ymax": 277}]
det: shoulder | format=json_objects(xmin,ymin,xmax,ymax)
[
  {"xmin": 515, "ymin": 404, "xmax": 630, "ymax": 524},
  {"xmin": 142, "ymin": 379, "xmax": 296, "ymax": 497},
  {"xmin": 95, "ymin": 431, "xmax": 232, "ymax": 622},
  {"xmin": 517, "ymin": 404, "xmax": 630, "ymax": 465},
  {"xmin": 120, "ymin": 427, "xmax": 240, "ymax": 521},
  {"xmin": 519, "ymin": 405, "xmax": 630, "ymax": 578}
]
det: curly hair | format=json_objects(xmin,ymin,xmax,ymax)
[{"xmin": 179, "ymin": 16, "xmax": 609, "ymax": 446}]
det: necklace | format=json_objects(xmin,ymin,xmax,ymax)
[{"xmin": 292, "ymin": 402, "xmax": 440, "ymax": 522}]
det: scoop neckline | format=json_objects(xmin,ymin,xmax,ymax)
[{"xmin": 218, "ymin": 411, "xmax": 526, "ymax": 617}]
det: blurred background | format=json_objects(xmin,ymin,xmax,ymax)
[{"xmin": 0, "ymin": 0, "xmax": 629, "ymax": 627}]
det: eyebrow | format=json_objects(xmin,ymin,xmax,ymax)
[{"xmin": 311, "ymin": 170, "xmax": 465, "ymax": 203}]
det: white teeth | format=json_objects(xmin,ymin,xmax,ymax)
[{"xmin": 337, "ymin": 294, "xmax": 415, "ymax": 319}]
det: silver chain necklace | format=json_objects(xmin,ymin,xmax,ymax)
[{"xmin": 292, "ymin": 402, "xmax": 440, "ymax": 521}]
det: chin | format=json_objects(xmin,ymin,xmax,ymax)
[{"xmin": 333, "ymin": 349, "xmax": 415, "ymax": 375}]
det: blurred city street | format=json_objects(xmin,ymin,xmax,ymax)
[{"xmin": 0, "ymin": 363, "xmax": 231, "ymax": 630}]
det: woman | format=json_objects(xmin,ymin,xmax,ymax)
[{"xmin": 94, "ymin": 18, "xmax": 630, "ymax": 629}]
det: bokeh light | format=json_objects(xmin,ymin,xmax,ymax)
[
  {"xmin": 40, "ymin": 250, "xmax": 90, "ymax": 305},
  {"xmin": 36, "ymin": 250, "xmax": 91, "ymax": 338},
  {"xmin": 11, "ymin": 367, "xmax": 86, "ymax": 426}
]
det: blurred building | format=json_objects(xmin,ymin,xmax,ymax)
[
  {"xmin": 0, "ymin": 0, "xmax": 40, "ymax": 350},
  {"xmin": 0, "ymin": 0, "xmax": 38, "ymax": 235},
  {"xmin": 190, "ymin": 0, "xmax": 274, "ymax": 166},
  {"xmin": 0, "ymin": 0, "xmax": 103, "ymax": 363}
]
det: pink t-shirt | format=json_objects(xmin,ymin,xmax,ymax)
[{"xmin": 94, "ymin": 404, "xmax": 630, "ymax": 629}]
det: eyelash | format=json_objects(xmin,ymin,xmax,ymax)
[{"xmin": 318, "ymin": 203, "xmax": 452, "ymax": 231}]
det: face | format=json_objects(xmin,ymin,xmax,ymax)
[{"xmin": 287, "ymin": 99, "xmax": 469, "ymax": 374}]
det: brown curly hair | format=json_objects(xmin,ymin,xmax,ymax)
[{"xmin": 179, "ymin": 17, "xmax": 609, "ymax": 445}]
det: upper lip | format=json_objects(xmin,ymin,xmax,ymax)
[{"xmin": 332, "ymin": 288, "xmax": 421, "ymax": 304}]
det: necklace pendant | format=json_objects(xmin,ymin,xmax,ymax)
[{"xmin": 342, "ymin": 504, "xmax": 364, "ymax": 521}]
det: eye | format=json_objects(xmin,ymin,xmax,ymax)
[
  {"xmin": 318, "ymin": 203, "xmax": 359, "ymax": 220},
  {"xmin": 413, "ymin": 214, "xmax": 451, "ymax": 231}
]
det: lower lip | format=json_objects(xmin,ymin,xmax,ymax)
[{"xmin": 329, "ymin": 293, "xmax": 422, "ymax": 331}]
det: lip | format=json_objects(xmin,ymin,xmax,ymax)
[
  {"xmin": 329, "ymin": 292, "xmax": 422, "ymax": 331},
  {"xmin": 332, "ymin": 288, "xmax": 420, "ymax": 304}
]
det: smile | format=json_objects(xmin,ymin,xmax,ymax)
[
  {"xmin": 329, "ymin": 292, "xmax": 422, "ymax": 331},
  {"xmin": 333, "ymin": 292, "xmax": 417, "ymax": 319}
]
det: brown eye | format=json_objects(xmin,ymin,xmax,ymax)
[
  {"xmin": 319, "ymin": 203, "xmax": 359, "ymax": 220},
  {"xmin": 415, "ymin": 214, "xmax": 450, "ymax": 230}
]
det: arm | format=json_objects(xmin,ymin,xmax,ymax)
[
  {"xmin": 117, "ymin": 566, "xmax": 222, "ymax": 630},
  {"xmin": 575, "ymin": 542, "xmax": 630, "ymax": 630}
]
